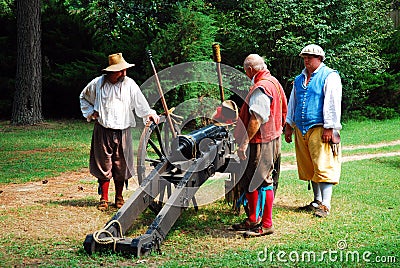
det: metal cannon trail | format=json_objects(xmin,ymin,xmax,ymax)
[{"xmin": 83, "ymin": 118, "xmax": 241, "ymax": 256}]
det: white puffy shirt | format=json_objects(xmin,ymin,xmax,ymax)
[
  {"xmin": 79, "ymin": 75, "xmax": 156, "ymax": 129},
  {"xmin": 249, "ymin": 88, "xmax": 271, "ymax": 124}
]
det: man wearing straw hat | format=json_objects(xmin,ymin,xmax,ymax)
[{"xmin": 80, "ymin": 53, "xmax": 159, "ymax": 211}]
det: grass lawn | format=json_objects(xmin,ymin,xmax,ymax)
[{"xmin": 0, "ymin": 118, "xmax": 399, "ymax": 267}]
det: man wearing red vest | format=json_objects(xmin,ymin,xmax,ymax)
[{"xmin": 233, "ymin": 54, "xmax": 287, "ymax": 237}]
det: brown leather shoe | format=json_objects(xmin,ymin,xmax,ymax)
[
  {"xmin": 232, "ymin": 219, "xmax": 260, "ymax": 233},
  {"xmin": 97, "ymin": 199, "xmax": 108, "ymax": 211},
  {"xmin": 115, "ymin": 196, "xmax": 124, "ymax": 208},
  {"xmin": 314, "ymin": 205, "xmax": 330, "ymax": 218},
  {"xmin": 244, "ymin": 225, "xmax": 274, "ymax": 238}
]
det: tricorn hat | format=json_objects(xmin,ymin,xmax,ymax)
[
  {"xmin": 102, "ymin": 53, "xmax": 135, "ymax": 72},
  {"xmin": 212, "ymin": 100, "xmax": 239, "ymax": 126}
]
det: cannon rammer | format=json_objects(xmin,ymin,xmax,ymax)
[{"xmin": 83, "ymin": 116, "xmax": 241, "ymax": 256}]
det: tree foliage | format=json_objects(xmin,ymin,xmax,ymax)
[
  {"xmin": 0, "ymin": 0, "xmax": 399, "ymax": 120},
  {"xmin": 63, "ymin": 0, "xmax": 221, "ymax": 118},
  {"xmin": 210, "ymin": 0, "xmax": 396, "ymax": 117},
  {"xmin": 146, "ymin": 2, "xmax": 218, "ymax": 113}
]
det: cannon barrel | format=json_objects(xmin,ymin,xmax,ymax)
[{"xmin": 170, "ymin": 124, "xmax": 228, "ymax": 161}]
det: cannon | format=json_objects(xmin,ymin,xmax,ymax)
[
  {"xmin": 83, "ymin": 115, "xmax": 241, "ymax": 257},
  {"xmin": 83, "ymin": 48, "xmax": 246, "ymax": 257}
]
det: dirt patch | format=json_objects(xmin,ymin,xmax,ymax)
[
  {"xmin": 0, "ymin": 169, "xmax": 111, "ymax": 241},
  {"xmin": 0, "ymin": 168, "xmax": 94, "ymax": 209}
]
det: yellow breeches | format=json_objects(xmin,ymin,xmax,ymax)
[{"xmin": 294, "ymin": 126, "xmax": 341, "ymax": 184}]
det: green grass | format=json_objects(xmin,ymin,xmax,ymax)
[
  {"xmin": 1, "ymin": 118, "xmax": 399, "ymax": 184},
  {"xmin": 153, "ymin": 157, "xmax": 400, "ymax": 267},
  {"xmin": 0, "ymin": 120, "xmax": 143, "ymax": 184},
  {"xmin": 0, "ymin": 120, "xmax": 91, "ymax": 183},
  {"xmin": 0, "ymin": 118, "xmax": 399, "ymax": 267},
  {"xmin": 281, "ymin": 117, "xmax": 400, "ymax": 153},
  {"xmin": 341, "ymin": 118, "xmax": 400, "ymax": 145}
]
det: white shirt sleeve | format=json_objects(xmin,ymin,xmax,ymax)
[
  {"xmin": 129, "ymin": 80, "xmax": 157, "ymax": 124},
  {"xmin": 79, "ymin": 77, "xmax": 99, "ymax": 120},
  {"xmin": 323, "ymin": 72, "xmax": 342, "ymax": 130},
  {"xmin": 249, "ymin": 87, "xmax": 271, "ymax": 124}
]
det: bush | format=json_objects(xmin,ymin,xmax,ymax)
[{"xmin": 363, "ymin": 106, "xmax": 399, "ymax": 120}]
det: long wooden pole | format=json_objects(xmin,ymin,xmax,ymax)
[{"xmin": 147, "ymin": 50, "xmax": 176, "ymax": 139}]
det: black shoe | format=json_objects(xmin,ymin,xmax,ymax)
[{"xmin": 297, "ymin": 200, "xmax": 322, "ymax": 212}]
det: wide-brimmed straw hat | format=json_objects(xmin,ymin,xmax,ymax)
[{"xmin": 102, "ymin": 53, "xmax": 135, "ymax": 72}]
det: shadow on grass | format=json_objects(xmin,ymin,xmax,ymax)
[
  {"xmin": 274, "ymin": 203, "xmax": 301, "ymax": 212},
  {"xmin": 374, "ymin": 157, "xmax": 400, "ymax": 169},
  {"xmin": 38, "ymin": 198, "xmax": 98, "ymax": 207},
  {"xmin": 37, "ymin": 197, "xmax": 307, "ymax": 243}
]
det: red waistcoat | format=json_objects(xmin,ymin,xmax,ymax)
[{"xmin": 234, "ymin": 70, "xmax": 288, "ymax": 144}]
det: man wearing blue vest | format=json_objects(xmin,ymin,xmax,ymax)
[{"xmin": 285, "ymin": 44, "xmax": 342, "ymax": 218}]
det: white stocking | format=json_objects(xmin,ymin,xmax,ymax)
[{"xmin": 320, "ymin": 182, "xmax": 333, "ymax": 210}]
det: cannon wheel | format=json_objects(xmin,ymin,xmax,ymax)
[{"xmin": 136, "ymin": 115, "xmax": 181, "ymax": 211}]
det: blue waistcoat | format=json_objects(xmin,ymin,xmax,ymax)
[{"xmin": 294, "ymin": 64, "xmax": 336, "ymax": 135}]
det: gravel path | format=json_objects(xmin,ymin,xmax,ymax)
[{"xmin": 281, "ymin": 140, "xmax": 400, "ymax": 171}]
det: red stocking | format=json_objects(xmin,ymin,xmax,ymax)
[
  {"xmin": 262, "ymin": 189, "xmax": 274, "ymax": 228},
  {"xmin": 245, "ymin": 191, "xmax": 259, "ymax": 223},
  {"xmin": 99, "ymin": 180, "xmax": 110, "ymax": 202}
]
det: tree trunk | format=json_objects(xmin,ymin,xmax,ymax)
[{"xmin": 12, "ymin": 0, "xmax": 43, "ymax": 125}]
